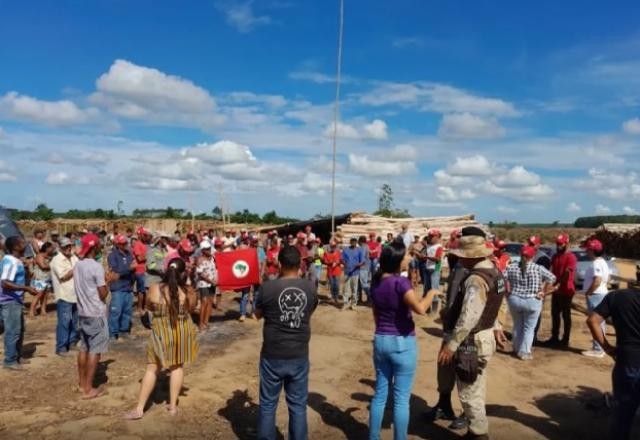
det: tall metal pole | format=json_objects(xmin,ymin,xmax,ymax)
[{"xmin": 330, "ymin": 0, "xmax": 344, "ymax": 236}]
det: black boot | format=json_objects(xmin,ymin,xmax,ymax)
[{"xmin": 423, "ymin": 393, "xmax": 456, "ymax": 422}]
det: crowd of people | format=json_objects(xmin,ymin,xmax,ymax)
[{"xmin": 0, "ymin": 222, "xmax": 639, "ymax": 439}]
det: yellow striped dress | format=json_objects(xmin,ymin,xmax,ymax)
[{"xmin": 147, "ymin": 303, "xmax": 199, "ymax": 368}]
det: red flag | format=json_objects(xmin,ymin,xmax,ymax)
[{"xmin": 216, "ymin": 248, "xmax": 260, "ymax": 291}]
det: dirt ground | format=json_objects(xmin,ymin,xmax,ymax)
[{"xmin": 1, "ymin": 268, "xmax": 639, "ymax": 440}]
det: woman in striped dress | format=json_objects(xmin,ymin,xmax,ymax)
[{"xmin": 124, "ymin": 257, "xmax": 199, "ymax": 420}]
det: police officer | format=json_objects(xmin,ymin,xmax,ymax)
[{"xmin": 436, "ymin": 226, "xmax": 507, "ymax": 440}]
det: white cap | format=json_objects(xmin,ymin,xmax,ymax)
[{"xmin": 199, "ymin": 240, "xmax": 212, "ymax": 250}]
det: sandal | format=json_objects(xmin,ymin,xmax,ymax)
[
  {"xmin": 81, "ymin": 387, "xmax": 106, "ymax": 400},
  {"xmin": 123, "ymin": 409, "xmax": 144, "ymax": 421}
]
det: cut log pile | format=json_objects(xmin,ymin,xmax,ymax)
[
  {"xmin": 336, "ymin": 213, "xmax": 484, "ymax": 243},
  {"xmin": 594, "ymin": 227, "xmax": 640, "ymax": 259}
]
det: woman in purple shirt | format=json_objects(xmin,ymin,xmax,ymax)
[{"xmin": 369, "ymin": 239, "xmax": 438, "ymax": 440}]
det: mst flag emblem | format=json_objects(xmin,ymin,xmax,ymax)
[{"xmin": 217, "ymin": 249, "xmax": 260, "ymax": 291}]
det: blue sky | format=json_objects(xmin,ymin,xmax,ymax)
[{"xmin": 1, "ymin": 0, "xmax": 640, "ymax": 222}]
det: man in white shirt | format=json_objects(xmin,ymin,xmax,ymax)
[
  {"xmin": 398, "ymin": 224, "xmax": 413, "ymax": 249},
  {"xmin": 581, "ymin": 238, "xmax": 610, "ymax": 358},
  {"xmin": 51, "ymin": 237, "xmax": 79, "ymax": 356}
]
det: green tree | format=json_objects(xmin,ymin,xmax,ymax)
[
  {"xmin": 34, "ymin": 203, "xmax": 54, "ymax": 221},
  {"xmin": 377, "ymin": 184, "xmax": 393, "ymax": 213}
]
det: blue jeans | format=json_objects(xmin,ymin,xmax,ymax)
[
  {"xmin": 1, "ymin": 302, "xmax": 24, "ymax": 366},
  {"xmin": 587, "ymin": 293, "xmax": 607, "ymax": 352},
  {"xmin": 135, "ymin": 274, "xmax": 146, "ymax": 293},
  {"xmin": 258, "ymin": 357, "xmax": 309, "ymax": 440},
  {"xmin": 508, "ymin": 295, "xmax": 543, "ymax": 357},
  {"xmin": 370, "ymin": 258, "xmax": 379, "ymax": 276},
  {"xmin": 359, "ymin": 267, "xmax": 371, "ymax": 297},
  {"xmin": 240, "ymin": 288, "xmax": 252, "ymax": 317},
  {"xmin": 369, "ymin": 334, "xmax": 417, "ymax": 440},
  {"xmin": 314, "ymin": 265, "xmax": 322, "ymax": 283},
  {"xmin": 612, "ymin": 364, "xmax": 640, "ymax": 440},
  {"xmin": 328, "ymin": 276, "xmax": 341, "ymax": 300},
  {"xmin": 108, "ymin": 291, "xmax": 133, "ymax": 338},
  {"xmin": 55, "ymin": 300, "xmax": 78, "ymax": 354}
]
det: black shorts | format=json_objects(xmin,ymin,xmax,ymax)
[{"xmin": 199, "ymin": 287, "xmax": 216, "ymax": 298}]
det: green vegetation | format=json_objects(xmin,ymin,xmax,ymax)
[
  {"xmin": 374, "ymin": 184, "xmax": 411, "ymax": 218},
  {"xmin": 574, "ymin": 215, "xmax": 640, "ymax": 228},
  {"xmin": 9, "ymin": 204, "xmax": 298, "ymax": 224}
]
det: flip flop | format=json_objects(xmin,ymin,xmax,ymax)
[{"xmin": 123, "ymin": 409, "xmax": 144, "ymax": 421}]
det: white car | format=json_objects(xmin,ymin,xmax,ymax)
[{"xmin": 571, "ymin": 249, "xmax": 620, "ymax": 290}]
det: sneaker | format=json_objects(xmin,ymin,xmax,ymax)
[
  {"xmin": 541, "ymin": 338, "xmax": 560, "ymax": 347},
  {"xmin": 238, "ymin": 315, "xmax": 245, "ymax": 323},
  {"xmin": 518, "ymin": 354, "xmax": 533, "ymax": 361},
  {"xmin": 450, "ymin": 416, "xmax": 469, "ymax": 430},
  {"xmin": 3, "ymin": 363, "xmax": 25, "ymax": 371},
  {"xmin": 582, "ymin": 350, "xmax": 605, "ymax": 358},
  {"xmin": 350, "ymin": 304, "xmax": 357, "ymax": 311},
  {"xmin": 424, "ymin": 407, "xmax": 456, "ymax": 422},
  {"xmin": 56, "ymin": 351, "xmax": 70, "ymax": 357}
]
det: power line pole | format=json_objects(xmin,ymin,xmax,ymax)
[{"xmin": 330, "ymin": 0, "xmax": 345, "ymax": 236}]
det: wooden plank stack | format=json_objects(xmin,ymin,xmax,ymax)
[{"xmin": 336, "ymin": 212, "xmax": 484, "ymax": 243}]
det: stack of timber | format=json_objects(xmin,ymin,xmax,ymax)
[{"xmin": 336, "ymin": 213, "xmax": 483, "ymax": 244}]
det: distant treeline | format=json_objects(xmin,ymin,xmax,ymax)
[
  {"xmin": 573, "ymin": 215, "xmax": 640, "ymax": 229},
  {"xmin": 8, "ymin": 204, "xmax": 299, "ymax": 225}
]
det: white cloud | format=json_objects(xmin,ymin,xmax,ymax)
[
  {"xmin": 0, "ymin": 160, "xmax": 16, "ymax": 182},
  {"xmin": 485, "ymin": 181, "xmax": 554, "ymax": 202},
  {"xmin": 446, "ymin": 155, "xmax": 493, "ymax": 176},
  {"xmin": 623, "ymin": 117, "xmax": 640, "ymax": 135},
  {"xmin": 385, "ymin": 144, "xmax": 418, "ymax": 161},
  {"xmin": 434, "ymin": 169, "xmax": 470, "ymax": 186},
  {"xmin": 575, "ymin": 168, "xmax": 640, "ymax": 200},
  {"xmin": 216, "ymin": 0, "xmax": 271, "ymax": 33},
  {"xmin": 323, "ymin": 119, "xmax": 388, "ymax": 140},
  {"xmin": 623, "ymin": 206, "xmax": 638, "ymax": 215},
  {"xmin": 497, "ymin": 206, "xmax": 519, "ymax": 215},
  {"xmin": 90, "ymin": 59, "xmax": 224, "ymax": 128},
  {"xmin": 567, "ymin": 202, "xmax": 581, "ymax": 213},
  {"xmin": 0, "ymin": 92, "xmax": 97, "ymax": 126},
  {"xmin": 438, "ymin": 113, "xmax": 505, "ymax": 139},
  {"xmin": 348, "ymin": 153, "xmax": 417, "ymax": 177},
  {"xmin": 491, "ymin": 166, "xmax": 541, "ymax": 187},
  {"xmin": 436, "ymin": 186, "xmax": 476, "ymax": 202},
  {"xmin": 289, "ymin": 71, "xmax": 335, "ymax": 84},
  {"xmin": 182, "ymin": 140, "xmax": 256, "ymax": 165},
  {"xmin": 46, "ymin": 172, "xmax": 70, "ymax": 185},
  {"xmin": 595, "ymin": 204, "xmax": 611, "ymax": 215},
  {"xmin": 360, "ymin": 81, "xmax": 520, "ymax": 117}
]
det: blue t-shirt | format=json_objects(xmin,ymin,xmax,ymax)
[
  {"xmin": 0, "ymin": 255, "xmax": 27, "ymax": 303},
  {"xmin": 342, "ymin": 246, "xmax": 364, "ymax": 276}
]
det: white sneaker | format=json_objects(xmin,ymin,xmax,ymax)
[{"xmin": 582, "ymin": 350, "xmax": 605, "ymax": 358}]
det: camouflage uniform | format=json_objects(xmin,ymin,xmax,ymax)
[{"xmin": 446, "ymin": 259, "xmax": 499, "ymax": 436}]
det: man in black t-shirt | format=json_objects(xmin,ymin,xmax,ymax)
[
  {"xmin": 587, "ymin": 288, "xmax": 640, "ymax": 440},
  {"xmin": 254, "ymin": 245, "xmax": 318, "ymax": 440}
]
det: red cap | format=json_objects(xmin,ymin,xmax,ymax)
[
  {"xmin": 369, "ymin": 231, "xmax": 376, "ymax": 237},
  {"xmin": 582, "ymin": 239, "xmax": 603, "ymax": 252},
  {"xmin": 114, "ymin": 234, "xmax": 128, "ymax": 245},
  {"xmin": 428, "ymin": 228, "xmax": 442, "ymax": 237},
  {"xmin": 214, "ymin": 238, "xmax": 224, "ymax": 246},
  {"xmin": 556, "ymin": 233, "xmax": 570, "ymax": 246},
  {"xmin": 179, "ymin": 239, "xmax": 194, "ymax": 253},
  {"xmin": 521, "ymin": 245, "xmax": 536, "ymax": 259},
  {"xmin": 79, "ymin": 233, "xmax": 100, "ymax": 258},
  {"xmin": 136, "ymin": 227, "xmax": 150, "ymax": 237},
  {"xmin": 528, "ymin": 236, "xmax": 541, "ymax": 247},
  {"xmin": 485, "ymin": 242, "xmax": 497, "ymax": 251},
  {"xmin": 296, "ymin": 232, "xmax": 306, "ymax": 240},
  {"xmin": 494, "ymin": 240, "xmax": 507, "ymax": 250},
  {"xmin": 450, "ymin": 229, "xmax": 461, "ymax": 239}
]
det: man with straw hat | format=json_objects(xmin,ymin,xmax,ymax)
[{"xmin": 436, "ymin": 226, "xmax": 507, "ymax": 440}]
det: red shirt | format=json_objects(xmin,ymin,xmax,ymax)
[
  {"xmin": 296, "ymin": 244, "xmax": 309, "ymax": 274},
  {"xmin": 323, "ymin": 249, "xmax": 343, "ymax": 277},
  {"xmin": 132, "ymin": 241, "xmax": 148, "ymax": 275},
  {"xmin": 266, "ymin": 246, "xmax": 280, "ymax": 275},
  {"xmin": 551, "ymin": 251, "xmax": 577, "ymax": 296},
  {"xmin": 496, "ymin": 253, "xmax": 511, "ymax": 272},
  {"xmin": 367, "ymin": 240, "xmax": 381, "ymax": 259}
]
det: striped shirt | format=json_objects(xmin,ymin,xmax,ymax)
[{"xmin": 506, "ymin": 261, "xmax": 556, "ymax": 299}]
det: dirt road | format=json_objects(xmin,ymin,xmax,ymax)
[{"xmin": 0, "ymin": 286, "xmax": 636, "ymax": 440}]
